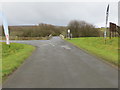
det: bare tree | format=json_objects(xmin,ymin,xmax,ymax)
[{"xmin": 68, "ymin": 20, "xmax": 100, "ymax": 37}]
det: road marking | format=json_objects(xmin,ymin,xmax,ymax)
[
  {"xmin": 40, "ymin": 43, "xmax": 55, "ymax": 47},
  {"xmin": 40, "ymin": 44, "xmax": 49, "ymax": 46},
  {"xmin": 49, "ymin": 43, "xmax": 55, "ymax": 46},
  {"xmin": 61, "ymin": 45, "xmax": 71, "ymax": 50}
]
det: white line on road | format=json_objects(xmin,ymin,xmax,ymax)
[
  {"xmin": 61, "ymin": 45, "xmax": 71, "ymax": 50},
  {"xmin": 49, "ymin": 43, "xmax": 55, "ymax": 46}
]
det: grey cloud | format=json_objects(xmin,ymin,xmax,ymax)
[{"xmin": 1, "ymin": 2, "xmax": 118, "ymax": 27}]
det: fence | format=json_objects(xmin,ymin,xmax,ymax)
[{"xmin": 109, "ymin": 22, "xmax": 120, "ymax": 38}]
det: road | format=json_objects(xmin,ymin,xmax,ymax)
[{"xmin": 3, "ymin": 37, "xmax": 118, "ymax": 88}]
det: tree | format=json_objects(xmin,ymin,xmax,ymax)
[{"xmin": 68, "ymin": 20, "xmax": 100, "ymax": 37}]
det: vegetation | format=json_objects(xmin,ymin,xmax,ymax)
[
  {"xmin": 1, "ymin": 24, "xmax": 66, "ymax": 38},
  {"xmin": 0, "ymin": 42, "xmax": 1, "ymax": 84},
  {"xmin": 66, "ymin": 37, "xmax": 118, "ymax": 66},
  {"xmin": 67, "ymin": 20, "xmax": 100, "ymax": 37},
  {"xmin": 0, "ymin": 20, "xmax": 102, "ymax": 40},
  {"xmin": 1, "ymin": 36, "xmax": 48, "ymax": 40},
  {"xmin": 1, "ymin": 42, "xmax": 35, "ymax": 81}
]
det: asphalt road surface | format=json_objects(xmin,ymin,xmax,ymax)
[{"xmin": 3, "ymin": 37, "xmax": 118, "ymax": 88}]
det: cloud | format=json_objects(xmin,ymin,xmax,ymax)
[
  {"xmin": 1, "ymin": 2, "xmax": 118, "ymax": 27},
  {"xmin": 0, "ymin": 3, "xmax": 2, "ymax": 25},
  {"xmin": 118, "ymin": 1, "xmax": 120, "ymax": 26}
]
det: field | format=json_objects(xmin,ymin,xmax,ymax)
[
  {"xmin": 66, "ymin": 37, "xmax": 119, "ymax": 66},
  {"xmin": 0, "ymin": 24, "xmax": 66, "ymax": 38},
  {"xmin": 1, "ymin": 42, "xmax": 35, "ymax": 81}
]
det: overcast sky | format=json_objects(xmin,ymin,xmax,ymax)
[{"xmin": 0, "ymin": 1, "xmax": 119, "ymax": 27}]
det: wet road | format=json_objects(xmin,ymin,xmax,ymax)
[{"xmin": 3, "ymin": 37, "xmax": 118, "ymax": 88}]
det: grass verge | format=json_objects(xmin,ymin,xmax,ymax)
[
  {"xmin": 1, "ymin": 36, "xmax": 48, "ymax": 40},
  {"xmin": 1, "ymin": 42, "xmax": 35, "ymax": 81},
  {"xmin": 66, "ymin": 37, "xmax": 118, "ymax": 66}
]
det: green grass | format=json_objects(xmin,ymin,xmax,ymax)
[
  {"xmin": 0, "ymin": 43, "xmax": 1, "ymax": 84},
  {"xmin": 66, "ymin": 37, "xmax": 118, "ymax": 66},
  {"xmin": 1, "ymin": 42, "xmax": 35, "ymax": 81}
]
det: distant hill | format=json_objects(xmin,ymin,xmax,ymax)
[{"xmin": 1, "ymin": 24, "xmax": 67, "ymax": 37}]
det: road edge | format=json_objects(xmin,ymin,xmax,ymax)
[{"xmin": 62, "ymin": 38, "xmax": 118, "ymax": 70}]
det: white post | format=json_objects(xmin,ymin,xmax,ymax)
[
  {"xmin": 104, "ymin": 4, "xmax": 109, "ymax": 44},
  {"xmin": 68, "ymin": 29, "xmax": 70, "ymax": 39},
  {"xmin": 6, "ymin": 35, "xmax": 10, "ymax": 45},
  {"xmin": 104, "ymin": 26, "xmax": 107, "ymax": 44},
  {"xmin": 2, "ymin": 13, "xmax": 10, "ymax": 45}
]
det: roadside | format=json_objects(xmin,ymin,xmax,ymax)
[
  {"xmin": 65, "ymin": 37, "xmax": 118, "ymax": 67},
  {"xmin": 3, "ymin": 37, "xmax": 118, "ymax": 88},
  {"xmin": 1, "ymin": 36, "xmax": 51, "ymax": 40},
  {"xmin": 2, "ymin": 42, "xmax": 35, "ymax": 81}
]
